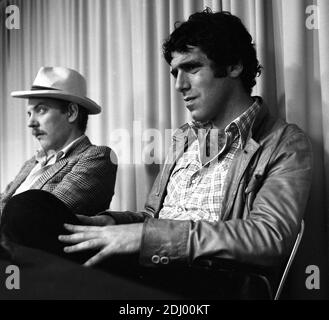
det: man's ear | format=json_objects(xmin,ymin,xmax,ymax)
[
  {"xmin": 67, "ymin": 103, "xmax": 79, "ymax": 123},
  {"xmin": 227, "ymin": 63, "xmax": 243, "ymax": 78}
]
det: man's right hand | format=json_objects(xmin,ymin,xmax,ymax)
[{"xmin": 75, "ymin": 214, "xmax": 116, "ymax": 226}]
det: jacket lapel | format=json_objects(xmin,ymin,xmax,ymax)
[
  {"xmin": 220, "ymin": 102, "xmax": 271, "ymax": 220},
  {"xmin": 220, "ymin": 138, "xmax": 260, "ymax": 220},
  {"xmin": 31, "ymin": 136, "xmax": 92, "ymax": 189},
  {"xmin": 31, "ymin": 160, "xmax": 68, "ymax": 189},
  {"xmin": 155, "ymin": 125, "xmax": 195, "ymax": 197}
]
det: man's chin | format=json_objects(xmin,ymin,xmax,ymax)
[
  {"xmin": 191, "ymin": 113, "xmax": 208, "ymax": 123},
  {"xmin": 37, "ymin": 141, "xmax": 50, "ymax": 152}
]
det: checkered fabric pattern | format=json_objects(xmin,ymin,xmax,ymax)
[
  {"xmin": 159, "ymin": 100, "xmax": 261, "ymax": 222},
  {"xmin": 0, "ymin": 136, "xmax": 117, "ymax": 216}
]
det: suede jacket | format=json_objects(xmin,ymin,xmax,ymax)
[{"xmin": 110, "ymin": 102, "xmax": 313, "ymax": 269}]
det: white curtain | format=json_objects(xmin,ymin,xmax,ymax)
[{"xmin": 0, "ymin": 0, "xmax": 328, "ymax": 298}]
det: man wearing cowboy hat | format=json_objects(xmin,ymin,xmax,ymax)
[{"xmin": 0, "ymin": 66, "xmax": 117, "ymax": 256}]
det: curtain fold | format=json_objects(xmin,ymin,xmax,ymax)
[
  {"xmin": 0, "ymin": 0, "xmax": 328, "ymax": 298},
  {"xmin": 318, "ymin": 0, "xmax": 329, "ymax": 199}
]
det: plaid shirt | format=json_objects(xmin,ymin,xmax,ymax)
[{"xmin": 159, "ymin": 100, "xmax": 261, "ymax": 222}]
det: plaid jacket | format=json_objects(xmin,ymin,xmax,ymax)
[{"xmin": 0, "ymin": 136, "xmax": 117, "ymax": 216}]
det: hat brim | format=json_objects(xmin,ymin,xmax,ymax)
[{"xmin": 11, "ymin": 90, "xmax": 101, "ymax": 115}]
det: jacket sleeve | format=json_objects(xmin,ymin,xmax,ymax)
[
  {"xmin": 50, "ymin": 147, "xmax": 117, "ymax": 215},
  {"xmin": 100, "ymin": 210, "xmax": 150, "ymax": 224},
  {"xmin": 0, "ymin": 185, "xmax": 12, "ymax": 214},
  {"xmin": 0, "ymin": 184, "xmax": 12, "ymax": 214},
  {"xmin": 139, "ymin": 130, "xmax": 313, "ymax": 268},
  {"xmin": 0, "ymin": 158, "xmax": 36, "ymax": 215}
]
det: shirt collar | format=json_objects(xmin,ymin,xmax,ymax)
[
  {"xmin": 35, "ymin": 134, "xmax": 85, "ymax": 165},
  {"xmin": 60, "ymin": 134, "xmax": 85, "ymax": 158},
  {"xmin": 188, "ymin": 97, "xmax": 262, "ymax": 150},
  {"xmin": 227, "ymin": 97, "xmax": 262, "ymax": 149}
]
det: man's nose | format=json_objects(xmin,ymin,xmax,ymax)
[
  {"xmin": 27, "ymin": 114, "xmax": 38, "ymax": 128},
  {"xmin": 175, "ymin": 71, "xmax": 190, "ymax": 92}
]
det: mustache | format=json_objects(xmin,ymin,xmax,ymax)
[{"xmin": 32, "ymin": 129, "xmax": 46, "ymax": 136}]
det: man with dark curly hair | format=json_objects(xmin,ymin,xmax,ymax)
[{"xmin": 59, "ymin": 9, "xmax": 313, "ymax": 299}]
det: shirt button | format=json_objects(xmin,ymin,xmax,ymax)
[
  {"xmin": 151, "ymin": 255, "xmax": 160, "ymax": 264},
  {"xmin": 160, "ymin": 256, "xmax": 169, "ymax": 265}
]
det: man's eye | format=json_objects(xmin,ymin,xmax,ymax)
[
  {"xmin": 186, "ymin": 66, "xmax": 199, "ymax": 73},
  {"xmin": 37, "ymin": 106, "xmax": 48, "ymax": 114}
]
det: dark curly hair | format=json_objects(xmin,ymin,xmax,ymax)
[{"xmin": 163, "ymin": 8, "xmax": 262, "ymax": 94}]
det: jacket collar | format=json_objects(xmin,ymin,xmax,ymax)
[
  {"xmin": 250, "ymin": 98, "xmax": 272, "ymax": 140},
  {"xmin": 30, "ymin": 136, "xmax": 92, "ymax": 190},
  {"xmin": 173, "ymin": 96, "xmax": 271, "ymax": 145},
  {"xmin": 34, "ymin": 135, "xmax": 92, "ymax": 165},
  {"xmin": 63, "ymin": 135, "xmax": 92, "ymax": 158}
]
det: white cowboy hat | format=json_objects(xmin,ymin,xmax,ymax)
[{"xmin": 11, "ymin": 66, "xmax": 101, "ymax": 114}]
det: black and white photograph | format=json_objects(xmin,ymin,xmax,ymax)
[{"xmin": 0, "ymin": 0, "xmax": 328, "ymax": 305}]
